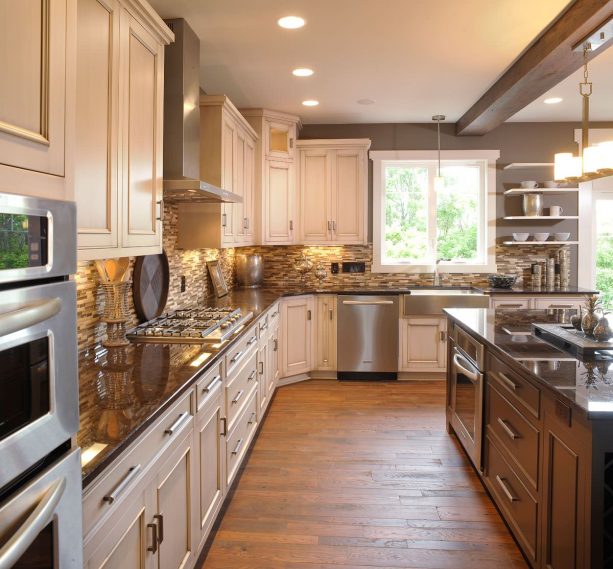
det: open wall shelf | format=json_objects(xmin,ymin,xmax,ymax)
[
  {"xmin": 503, "ymin": 215, "xmax": 579, "ymax": 220},
  {"xmin": 502, "ymin": 241, "xmax": 579, "ymax": 245},
  {"xmin": 503, "ymin": 163, "xmax": 554, "ymax": 170},
  {"xmin": 504, "ymin": 188, "xmax": 579, "ymax": 195}
]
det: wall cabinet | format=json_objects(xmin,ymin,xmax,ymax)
[
  {"xmin": 180, "ymin": 95, "xmax": 258, "ymax": 249},
  {"xmin": 297, "ymin": 139, "xmax": 370, "ymax": 245},
  {"xmin": 0, "ymin": 0, "xmax": 76, "ymax": 200},
  {"xmin": 399, "ymin": 316, "xmax": 447, "ymax": 373},
  {"xmin": 74, "ymin": 0, "xmax": 172, "ymax": 260},
  {"xmin": 241, "ymin": 109, "xmax": 301, "ymax": 245},
  {"xmin": 314, "ymin": 295, "xmax": 337, "ymax": 372},
  {"xmin": 281, "ymin": 296, "xmax": 314, "ymax": 378}
]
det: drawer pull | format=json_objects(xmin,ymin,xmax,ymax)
[
  {"xmin": 220, "ymin": 417, "xmax": 227, "ymax": 436},
  {"xmin": 248, "ymin": 412, "xmax": 256, "ymax": 425},
  {"xmin": 232, "ymin": 438, "xmax": 244, "ymax": 455},
  {"xmin": 259, "ymin": 361, "xmax": 264, "ymax": 375},
  {"xmin": 164, "ymin": 411, "xmax": 190, "ymax": 436},
  {"xmin": 260, "ymin": 322, "xmax": 268, "ymax": 331},
  {"xmin": 496, "ymin": 475, "xmax": 519, "ymax": 502},
  {"xmin": 153, "ymin": 514, "xmax": 164, "ymax": 544},
  {"xmin": 230, "ymin": 350, "xmax": 244, "ymax": 363},
  {"xmin": 271, "ymin": 311, "xmax": 278, "ymax": 318},
  {"xmin": 247, "ymin": 336, "xmax": 257, "ymax": 346},
  {"xmin": 497, "ymin": 303, "xmax": 523, "ymax": 308},
  {"xmin": 202, "ymin": 375, "xmax": 222, "ymax": 394},
  {"xmin": 248, "ymin": 370, "xmax": 256, "ymax": 381},
  {"xmin": 548, "ymin": 304, "xmax": 574, "ymax": 309},
  {"xmin": 497, "ymin": 418, "xmax": 521, "ymax": 440},
  {"xmin": 103, "ymin": 464, "xmax": 142, "ymax": 504},
  {"xmin": 497, "ymin": 372, "xmax": 518, "ymax": 391},
  {"xmin": 232, "ymin": 390, "xmax": 244, "ymax": 404}
]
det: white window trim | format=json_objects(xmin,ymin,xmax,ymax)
[{"xmin": 370, "ymin": 149, "xmax": 499, "ymax": 274}]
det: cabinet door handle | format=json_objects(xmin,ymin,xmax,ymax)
[
  {"xmin": 307, "ymin": 310, "xmax": 312, "ymax": 321},
  {"xmin": 274, "ymin": 339, "xmax": 278, "ymax": 352},
  {"xmin": 164, "ymin": 412, "xmax": 190, "ymax": 436},
  {"xmin": 329, "ymin": 308, "xmax": 333, "ymax": 320},
  {"xmin": 289, "ymin": 138, "xmax": 294, "ymax": 149},
  {"xmin": 230, "ymin": 350, "xmax": 244, "ymax": 363},
  {"xmin": 202, "ymin": 375, "xmax": 222, "ymax": 394},
  {"xmin": 232, "ymin": 390, "xmax": 244, "ymax": 404},
  {"xmin": 103, "ymin": 465, "xmax": 142, "ymax": 504},
  {"xmin": 497, "ymin": 417, "xmax": 520, "ymax": 440},
  {"xmin": 440, "ymin": 331, "xmax": 446, "ymax": 342},
  {"xmin": 232, "ymin": 438, "xmax": 244, "ymax": 455},
  {"xmin": 248, "ymin": 370, "xmax": 256, "ymax": 381},
  {"xmin": 153, "ymin": 514, "xmax": 164, "ymax": 544},
  {"xmin": 156, "ymin": 200, "xmax": 164, "ymax": 222},
  {"xmin": 147, "ymin": 521, "xmax": 158, "ymax": 553},
  {"xmin": 495, "ymin": 475, "xmax": 518, "ymax": 502},
  {"xmin": 289, "ymin": 220, "xmax": 294, "ymax": 231},
  {"xmin": 259, "ymin": 361, "xmax": 264, "ymax": 375},
  {"xmin": 248, "ymin": 412, "xmax": 256, "ymax": 425},
  {"xmin": 220, "ymin": 417, "xmax": 227, "ymax": 436},
  {"xmin": 327, "ymin": 221, "xmax": 332, "ymax": 231},
  {"xmin": 222, "ymin": 213, "xmax": 227, "ymax": 227},
  {"xmin": 497, "ymin": 372, "xmax": 519, "ymax": 392},
  {"xmin": 332, "ymin": 220, "xmax": 336, "ymax": 231}
]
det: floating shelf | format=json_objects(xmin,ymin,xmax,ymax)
[
  {"xmin": 504, "ymin": 188, "xmax": 579, "ymax": 195},
  {"xmin": 503, "ymin": 241, "xmax": 579, "ymax": 245},
  {"xmin": 503, "ymin": 162, "xmax": 554, "ymax": 170},
  {"xmin": 503, "ymin": 215, "xmax": 579, "ymax": 220}
]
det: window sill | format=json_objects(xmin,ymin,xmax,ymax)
[{"xmin": 372, "ymin": 262, "xmax": 497, "ymax": 274}]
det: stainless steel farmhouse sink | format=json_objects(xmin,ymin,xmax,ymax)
[{"xmin": 402, "ymin": 289, "xmax": 490, "ymax": 315}]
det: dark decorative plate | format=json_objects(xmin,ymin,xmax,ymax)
[{"xmin": 132, "ymin": 252, "xmax": 170, "ymax": 323}]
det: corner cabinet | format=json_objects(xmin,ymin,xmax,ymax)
[
  {"xmin": 297, "ymin": 139, "xmax": 370, "ymax": 245},
  {"xmin": 281, "ymin": 296, "xmax": 314, "ymax": 378},
  {"xmin": 0, "ymin": 0, "xmax": 76, "ymax": 200},
  {"xmin": 74, "ymin": 0, "xmax": 173, "ymax": 260},
  {"xmin": 241, "ymin": 109, "xmax": 301, "ymax": 245},
  {"xmin": 180, "ymin": 95, "xmax": 258, "ymax": 249}
]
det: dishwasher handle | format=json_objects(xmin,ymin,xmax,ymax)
[{"xmin": 341, "ymin": 300, "xmax": 395, "ymax": 306}]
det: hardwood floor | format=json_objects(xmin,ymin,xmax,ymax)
[{"xmin": 198, "ymin": 380, "xmax": 528, "ymax": 569}]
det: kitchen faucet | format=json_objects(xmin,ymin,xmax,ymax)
[{"xmin": 433, "ymin": 259, "xmax": 443, "ymax": 287}]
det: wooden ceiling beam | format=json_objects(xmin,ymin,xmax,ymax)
[{"xmin": 456, "ymin": 0, "xmax": 613, "ymax": 136}]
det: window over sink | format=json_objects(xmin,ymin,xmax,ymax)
[{"xmin": 371, "ymin": 150, "xmax": 499, "ymax": 273}]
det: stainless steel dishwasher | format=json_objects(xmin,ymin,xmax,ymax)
[{"xmin": 337, "ymin": 294, "xmax": 399, "ymax": 380}]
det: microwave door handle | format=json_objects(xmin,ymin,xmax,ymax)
[
  {"xmin": 452, "ymin": 352, "xmax": 480, "ymax": 383},
  {"xmin": 0, "ymin": 298, "xmax": 62, "ymax": 338},
  {"xmin": 0, "ymin": 477, "xmax": 66, "ymax": 569}
]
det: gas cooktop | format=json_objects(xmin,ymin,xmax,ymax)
[{"xmin": 127, "ymin": 307, "xmax": 253, "ymax": 344}]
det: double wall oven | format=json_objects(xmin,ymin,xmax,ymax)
[{"xmin": 0, "ymin": 192, "xmax": 82, "ymax": 568}]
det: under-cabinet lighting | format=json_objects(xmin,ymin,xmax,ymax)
[
  {"xmin": 81, "ymin": 443, "xmax": 108, "ymax": 467},
  {"xmin": 302, "ymin": 100, "xmax": 319, "ymax": 107},
  {"xmin": 292, "ymin": 68, "xmax": 314, "ymax": 77},
  {"xmin": 278, "ymin": 16, "xmax": 305, "ymax": 29},
  {"xmin": 189, "ymin": 352, "xmax": 211, "ymax": 367},
  {"xmin": 544, "ymin": 97, "xmax": 563, "ymax": 104}
]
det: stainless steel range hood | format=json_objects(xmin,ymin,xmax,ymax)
[{"xmin": 162, "ymin": 19, "xmax": 241, "ymax": 204}]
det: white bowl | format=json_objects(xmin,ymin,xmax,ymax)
[
  {"xmin": 513, "ymin": 232, "xmax": 530, "ymax": 242},
  {"xmin": 554, "ymin": 232, "xmax": 570, "ymax": 241},
  {"xmin": 533, "ymin": 232, "xmax": 550, "ymax": 242},
  {"xmin": 543, "ymin": 181, "xmax": 559, "ymax": 188},
  {"xmin": 521, "ymin": 180, "xmax": 539, "ymax": 189}
]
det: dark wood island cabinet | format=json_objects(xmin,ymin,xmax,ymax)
[{"xmin": 445, "ymin": 308, "xmax": 613, "ymax": 569}]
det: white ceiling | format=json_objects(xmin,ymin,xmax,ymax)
[
  {"xmin": 148, "ymin": 0, "xmax": 572, "ymax": 124},
  {"xmin": 509, "ymin": 44, "xmax": 613, "ymax": 122}
]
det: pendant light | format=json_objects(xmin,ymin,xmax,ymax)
[
  {"xmin": 432, "ymin": 115, "xmax": 445, "ymax": 191},
  {"xmin": 554, "ymin": 40, "xmax": 613, "ymax": 182}
]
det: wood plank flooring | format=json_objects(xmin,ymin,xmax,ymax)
[{"xmin": 198, "ymin": 380, "xmax": 528, "ymax": 569}]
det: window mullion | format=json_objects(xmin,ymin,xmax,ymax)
[{"xmin": 428, "ymin": 164, "xmax": 438, "ymax": 262}]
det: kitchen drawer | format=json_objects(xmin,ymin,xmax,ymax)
[
  {"xmin": 485, "ymin": 436, "xmax": 539, "ymax": 563},
  {"xmin": 226, "ymin": 349, "xmax": 258, "ymax": 430},
  {"xmin": 532, "ymin": 297, "xmax": 582, "ymax": 311},
  {"xmin": 226, "ymin": 390, "xmax": 258, "ymax": 486},
  {"xmin": 487, "ymin": 383, "xmax": 540, "ymax": 491},
  {"xmin": 491, "ymin": 297, "xmax": 531, "ymax": 310},
  {"xmin": 258, "ymin": 313, "xmax": 270, "ymax": 338},
  {"xmin": 195, "ymin": 361, "xmax": 224, "ymax": 413},
  {"xmin": 488, "ymin": 354, "xmax": 541, "ymax": 420},
  {"xmin": 83, "ymin": 390, "xmax": 193, "ymax": 537},
  {"xmin": 226, "ymin": 325, "xmax": 258, "ymax": 375}
]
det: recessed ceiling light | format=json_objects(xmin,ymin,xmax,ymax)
[
  {"xmin": 357, "ymin": 98, "xmax": 375, "ymax": 105},
  {"xmin": 292, "ymin": 68, "xmax": 314, "ymax": 77},
  {"xmin": 302, "ymin": 100, "xmax": 319, "ymax": 107},
  {"xmin": 278, "ymin": 16, "xmax": 305, "ymax": 29},
  {"xmin": 544, "ymin": 97, "xmax": 563, "ymax": 104}
]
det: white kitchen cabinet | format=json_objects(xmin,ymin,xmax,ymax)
[
  {"xmin": 314, "ymin": 295, "xmax": 337, "ymax": 371},
  {"xmin": 399, "ymin": 316, "xmax": 447, "ymax": 373},
  {"xmin": 0, "ymin": 0, "xmax": 75, "ymax": 200},
  {"xmin": 281, "ymin": 296, "xmax": 314, "ymax": 378},
  {"xmin": 258, "ymin": 338, "xmax": 269, "ymax": 414},
  {"xmin": 268, "ymin": 326, "xmax": 280, "ymax": 395},
  {"xmin": 490, "ymin": 295, "xmax": 585, "ymax": 311},
  {"xmin": 241, "ymin": 109, "xmax": 301, "ymax": 245},
  {"xmin": 184, "ymin": 95, "xmax": 258, "ymax": 249},
  {"xmin": 74, "ymin": 0, "xmax": 172, "ymax": 259},
  {"xmin": 297, "ymin": 139, "xmax": 370, "ymax": 245}
]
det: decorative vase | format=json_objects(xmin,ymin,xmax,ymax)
[
  {"xmin": 593, "ymin": 315, "xmax": 613, "ymax": 342},
  {"xmin": 581, "ymin": 295, "xmax": 602, "ymax": 337},
  {"xmin": 314, "ymin": 264, "xmax": 327, "ymax": 287},
  {"xmin": 100, "ymin": 281, "xmax": 131, "ymax": 347},
  {"xmin": 570, "ymin": 307, "xmax": 583, "ymax": 331}
]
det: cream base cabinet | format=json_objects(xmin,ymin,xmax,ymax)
[
  {"xmin": 241, "ymin": 109, "xmax": 301, "ymax": 245},
  {"xmin": 0, "ymin": 0, "xmax": 76, "ymax": 200},
  {"xmin": 74, "ymin": 0, "xmax": 172, "ymax": 260},
  {"xmin": 281, "ymin": 296, "xmax": 314, "ymax": 378},
  {"xmin": 314, "ymin": 295, "xmax": 337, "ymax": 371},
  {"xmin": 297, "ymin": 139, "xmax": 370, "ymax": 245},
  {"xmin": 399, "ymin": 316, "xmax": 447, "ymax": 373},
  {"xmin": 490, "ymin": 295, "xmax": 585, "ymax": 311},
  {"xmin": 258, "ymin": 339, "xmax": 269, "ymax": 414}
]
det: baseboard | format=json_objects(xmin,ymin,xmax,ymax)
[{"xmin": 398, "ymin": 372, "xmax": 446, "ymax": 381}]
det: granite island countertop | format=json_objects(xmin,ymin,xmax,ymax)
[{"xmin": 444, "ymin": 307, "xmax": 613, "ymax": 419}]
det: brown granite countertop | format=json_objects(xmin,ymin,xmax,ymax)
[{"xmin": 78, "ymin": 286, "xmax": 599, "ymax": 486}]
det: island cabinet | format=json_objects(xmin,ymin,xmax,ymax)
[
  {"xmin": 74, "ymin": 0, "xmax": 173, "ymax": 259},
  {"xmin": 0, "ymin": 0, "xmax": 76, "ymax": 200},
  {"xmin": 490, "ymin": 295, "xmax": 585, "ymax": 311}
]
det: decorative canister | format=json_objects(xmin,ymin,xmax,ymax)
[
  {"xmin": 522, "ymin": 193, "xmax": 544, "ymax": 216},
  {"xmin": 235, "ymin": 254, "xmax": 264, "ymax": 288}
]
